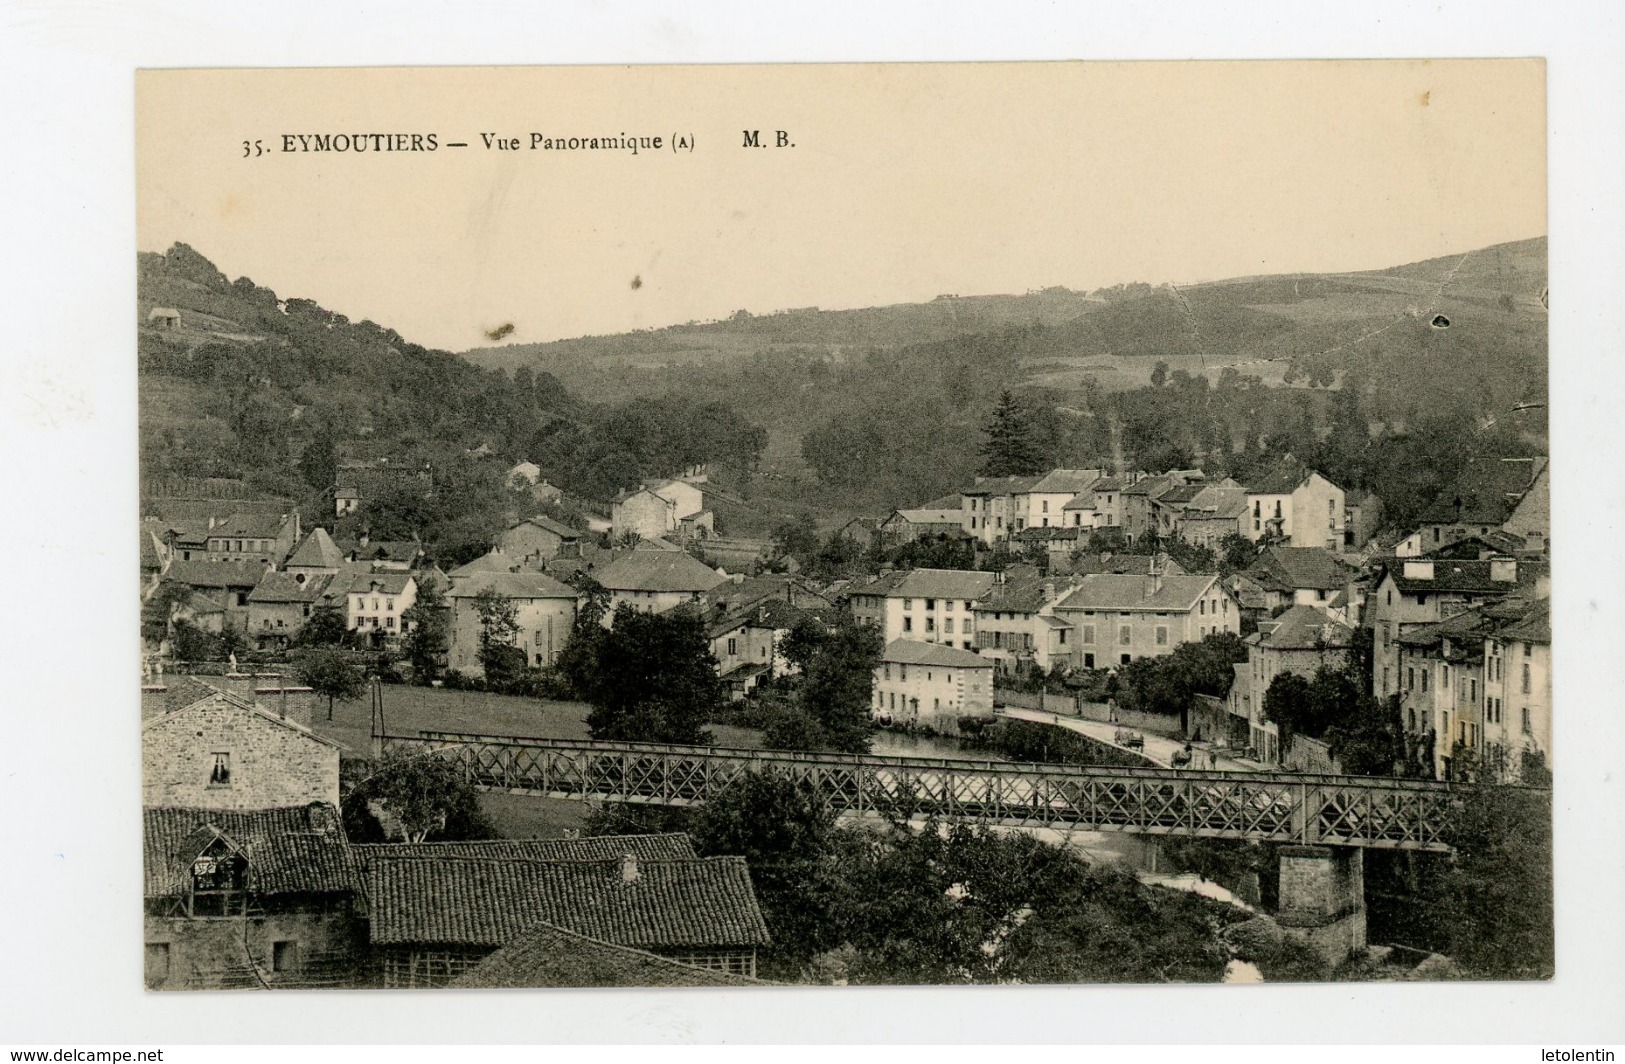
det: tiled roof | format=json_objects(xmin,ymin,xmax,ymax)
[
  {"xmin": 921, "ymin": 493, "xmax": 964, "ymax": 510},
  {"xmin": 1254, "ymin": 605, "xmax": 1353, "ymax": 650},
  {"xmin": 1247, "ymin": 547, "xmax": 1352, "ymax": 593},
  {"xmin": 1490, "ymin": 598, "xmax": 1550, "ymax": 644},
  {"xmin": 448, "ymin": 920, "xmax": 770, "ymax": 989},
  {"xmin": 1053, "ymin": 573, "xmax": 1219, "ymax": 612},
  {"xmin": 838, "ymin": 569, "xmax": 911, "ymax": 601},
  {"xmin": 963, "ymin": 475, "xmax": 1041, "ymax": 496},
  {"xmin": 364, "ymin": 854, "xmax": 771, "ymax": 949},
  {"xmin": 341, "ymin": 571, "xmax": 415, "ymax": 596},
  {"xmin": 597, "ymin": 551, "xmax": 728, "ymax": 594},
  {"xmin": 1245, "ymin": 461, "xmax": 1315, "ymax": 495},
  {"xmin": 1155, "ymin": 483, "xmax": 1205, "ymax": 506},
  {"xmin": 1119, "ymin": 474, "xmax": 1174, "ymax": 497},
  {"xmin": 354, "ymin": 834, "xmax": 696, "ymax": 864},
  {"xmin": 163, "ymin": 559, "xmax": 265, "ymax": 590},
  {"xmin": 1090, "ymin": 476, "xmax": 1127, "ymax": 492},
  {"xmin": 447, "ymin": 549, "xmax": 515, "ymax": 577},
  {"xmin": 1382, "ymin": 558, "xmax": 1547, "ymax": 594},
  {"xmin": 285, "ymin": 527, "xmax": 345, "ymax": 570},
  {"xmin": 247, "ymin": 570, "xmax": 334, "ymax": 604},
  {"xmin": 1027, "ymin": 469, "xmax": 1103, "ymax": 494},
  {"xmin": 883, "ymin": 639, "xmax": 992, "ymax": 669},
  {"xmin": 206, "ymin": 512, "xmax": 293, "ymax": 539},
  {"xmin": 143, "ymin": 804, "xmax": 360, "ymax": 898},
  {"xmin": 338, "ymin": 538, "xmax": 424, "ymax": 562},
  {"xmin": 446, "ymin": 570, "xmax": 580, "ymax": 600},
  {"xmin": 1186, "ymin": 486, "xmax": 1249, "ymax": 520},
  {"xmin": 886, "ymin": 568, "xmax": 997, "ymax": 601},
  {"xmin": 512, "ymin": 515, "xmax": 581, "ymax": 539},
  {"xmin": 704, "ymin": 597, "xmax": 814, "ymax": 639},
  {"xmin": 1062, "ymin": 493, "xmax": 1099, "ymax": 510},
  {"xmin": 889, "ymin": 508, "xmax": 963, "ymax": 525}
]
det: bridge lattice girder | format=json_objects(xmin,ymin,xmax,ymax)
[{"xmin": 380, "ymin": 731, "xmax": 1464, "ymax": 851}]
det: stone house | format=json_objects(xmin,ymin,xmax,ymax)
[
  {"xmin": 246, "ymin": 570, "xmax": 338, "ymax": 649},
  {"xmin": 1227, "ymin": 605, "xmax": 1353, "ymax": 765},
  {"xmin": 960, "ymin": 475, "xmax": 1040, "ymax": 543},
  {"xmin": 161, "ymin": 560, "xmax": 267, "ymax": 633},
  {"xmin": 143, "ymin": 803, "xmax": 367, "ymax": 989},
  {"xmin": 204, "ymin": 511, "xmax": 302, "ymax": 566},
  {"xmin": 840, "ymin": 568, "xmax": 909, "ymax": 630},
  {"xmin": 1018, "ymin": 469, "xmax": 1105, "ymax": 530},
  {"xmin": 1051, "ymin": 570, "xmax": 1240, "ymax": 669},
  {"xmin": 971, "ymin": 568, "xmax": 1078, "ymax": 675},
  {"xmin": 147, "ymin": 306, "xmax": 182, "ymax": 329},
  {"xmin": 497, "ymin": 515, "xmax": 583, "ymax": 566},
  {"xmin": 142, "ymin": 687, "xmax": 343, "ymax": 810},
  {"xmin": 1241, "ymin": 546, "xmax": 1356, "ymax": 614},
  {"xmin": 1178, "ymin": 486, "xmax": 1249, "ymax": 549},
  {"xmin": 445, "ymin": 570, "xmax": 581, "ymax": 671},
  {"xmin": 879, "ymin": 507, "xmax": 967, "ymax": 546},
  {"xmin": 283, "ymin": 527, "xmax": 346, "ymax": 578},
  {"xmin": 611, "ymin": 475, "xmax": 710, "ymax": 542},
  {"xmin": 871, "ymin": 638, "xmax": 995, "ymax": 733}
]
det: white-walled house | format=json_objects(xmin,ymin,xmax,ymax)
[
  {"xmin": 872, "ymin": 639, "xmax": 994, "ymax": 734},
  {"xmin": 881, "ymin": 568, "xmax": 998, "ymax": 649},
  {"xmin": 346, "ymin": 572, "xmax": 418, "ymax": 639},
  {"xmin": 597, "ymin": 551, "xmax": 729, "ymax": 619},
  {"xmin": 1051, "ymin": 571, "xmax": 1240, "ymax": 669},
  {"xmin": 1242, "ymin": 465, "xmax": 1344, "ymax": 549}
]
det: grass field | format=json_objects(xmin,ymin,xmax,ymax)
[{"xmin": 309, "ymin": 684, "xmax": 596, "ymax": 756}]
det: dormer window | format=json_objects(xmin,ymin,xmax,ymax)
[{"xmin": 189, "ymin": 839, "xmax": 248, "ymax": 917}]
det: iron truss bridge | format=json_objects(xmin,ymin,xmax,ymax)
[{"xmin": 380, "ymin": 731, "xmax": 1469, "ymax": 851}]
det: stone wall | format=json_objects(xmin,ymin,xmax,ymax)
[
  {"xmin": 144, "ymin": 904, "xmax": 368, "ymax": 990},
  {"xmin": 1276, "ymin": 845, "xmax": 1366, "ymax": 965},
  {"xmin": 142, "ymin": 695, "xmax": 341, "ymax": 810}
]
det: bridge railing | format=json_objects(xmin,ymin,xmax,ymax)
[{"xmin": 380, "ymin": 730, "xmax": 1468, "ymax": 851}]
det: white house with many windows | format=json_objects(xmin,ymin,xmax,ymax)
[
  {"xmin": 346, "ymin": 572, "xmax": 418, "ymax": 638},
  {"xmin": 871, "ymin": 639, "xmax": 994, "ymax": 734},
  {"xmin": 881, "ymin": 568, "xmax": 998, "ymax": 649}
]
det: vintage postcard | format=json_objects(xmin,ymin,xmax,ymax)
[{"xmin": 136, "ymin": 60, "xmax": 1549, "ymax": 991}]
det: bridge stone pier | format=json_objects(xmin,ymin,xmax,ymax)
[{"xmin": 1276, "ymin": 845, "xmax": 1366, "ymax": 965}]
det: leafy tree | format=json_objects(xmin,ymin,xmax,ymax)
[
  {"xmin": 1217, "ymin": 532, "xmax": 1257, "ymax": 573},
  {"xmin": 1261, "ymin": 671, "xmax": 1314, "ymax": 752},
  {"xmin": 771, "ymin": 518, "xmax": 820, "ymax": 566},
  {"xmin": 555, "ymin": 577, "xmax": 611, "ymax": 700},
  {"xmin": 1150, "ymin": 360, "xmax": 1169, "ymax": 388},
  {"xmin": 779, "ymin": 615, "xmax": 830, "ymax": 674},
  {"xmin": 689, "ymin": 771, "xmax": 844, "ymax": 966},
  {"xmin": 795, "ymin": 617, "xmax": 884, "ymax": 753},
  {"xmin": 293, "ymin": 603, "xmax": 349, "ymax": 647},
  {"xmin": 342, "ymin": 749, "xmax": 497, "ymax": 844},
  {"xmin": 298, "ymin": 430, "xmax": 338, "ymax": 490},
  {"xmin": 584, "ymin": 605, "xmax": 719, "ymax": 745},
  {"xmin": 978, "ymin": 389, "xmax": 1046, "ymax": 477},
  {"xmin": 141, "ymin": 582, "xmax": 192, "ymax": 646},
  {"xmin": 293, "ymin": 646, "xmax": 369, "ymax": 720},
  {"xmin": 400, "ymin": 578, "xmax": 450, "ymax": 682},
  {"xmin": 471, "ymin": 587, "xmax": 520, "ymax": 675},
  {"xmin": 1326, "ymin": 690, "xmax": 1405, "ymax": 776}
]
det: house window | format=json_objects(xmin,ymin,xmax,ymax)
[
  {"xmin": 1382, "ymin": 667, "xmax": 1390, "ymax": 694},
  {"xmin": 272, "ymin": 941, "xmax": 299, "ymax": 973},
  {"xmin": 945, "ymin": 619, "xmax": 955, "ymax": 635},
  {"xmin": 386, "ymin": 599, "xmax": 394, "ymax": 611},
  {"xmin": 1084, "ymin": 653, "xmax": 1095, "ymax": 668},
  {"xmin": 925, "ymin": 617, "xmax": 935, "ymax": 633},
  {"xmin": 1155, "ymin": 626, "xmax": 1168, "ymax": 646},
  {"xmin": 1199, "ymin": 600, "xmax": 1205, "ymax": 616},
  {"xmin": 903, "ymin": 617, "xmax": 913, "ymax": 633},
  {"xmin": 1120, "ymin": 653, "xmax": 1131, "ymax": 665},
  {"xmin": 1420, "ymin": 670, "xmax": 1428, "ymax": 693},
  {"xmin": 1469, "ymin": 678, "xmax": 1477, "ymax": 702},
  {"xmin": 386, "ymin": 616, "xmax": 396, "ymax": 629},
  {"xmin": 208, "ymin": 752, "xmax": 231, "ymax": 787},
  {"xmin": 925, "ymin": 598, "xmax": 936, "ymax": 610},
  {"xmin": 1407, "ymin": 668, "xmax": 1414, "ymax": 691},
  {"xmin": 1521, "ymin": 663, "xmax": 1531, "ymax": 695},
  {"xmin": 1521, "ymin": 707, "xmax": 1531, "ymax": 734},
  {"xmin": 1059, "ymin": 628, "xmax": 1068, "ymax": 644},
  {"xmin": 728, "ymin": 638, "xmax": 737, "ymax": 656},
  {"xmin": 1081, "ymin": 625, "xmax": 1095, "ymax": 644},
  {"xmin": 899, "ymin": 665, "xmax": 907, "ymax": 681},
  {"xmin": 144, "ymin": 943, "xmax": 170, "ymax": 987},
  {"xmin": 904, "ymin": 599, "xmax": 913, "ymax": 610},
  {"xmin": 884, "ymin": 663, "xmax": 892, "ymax": 680},
  {"xmin": 1119, "ymin": 625, "xmax": 1131, "ymax": 645},
  {"xmin": 1524, "ymin": 642, "xmax": 1532, "ymax": 657}
]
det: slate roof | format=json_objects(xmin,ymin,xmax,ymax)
[
  {"xmin": 597, "ymin": 551, "xmax": 728, "ymax": 594},
  {"xmin": 1155, "ymin": 483, "xmax": 1205, "ymax": 506},
  {"xmin": 1493, "ymin": 598, "xmax": 1550, "ymax": 643},
  {"xmin": 703, "ymin": 597, "xmax": 816, "ymax": 639},
  {"xmin": 1185, "ymin": 487, "xmax": 1250, "ymax": 520},
  {"xmin": 285, "ymin": 527, "xmax": 345, "ymax": 570},
  {"xmin": 448, "ymin": 549, "xmax": 516, "ymax": 577},
  {"xmin": 448, "ymin": 920, "xmax": 770, "ymax": 989},
  {"xmin": 163, "ymin": 560, "xmax": 265, "ymax": 590},
  {"xmin": 1062, "ymin": 493, "xmax": 1099, "ymax": 511},
  {"xmin": 1119, "ymin": 474, "xmax": 1175, "ymax": 498},
  {"xmin": 143, "ymin": 804, "xmax": 360, "ymax": 898},
  {"xmin": 354, "ymin": 834, "xmax": 697, "ymax": 864},
  {"xmin": 1053, "ymin": 573, "xmax": 1220, "ymax": 612},
  {"xmin": 364, "ymin": 855, "xmax": 771, "ymax": 949},
  {"xmin": 886, "ymin": 568, "xmax": 997, "ymax": 602},
  {"xmin": 883, "ymin": 639, "xmax": 992, "ymax": 669},
  {"xmin": 338, "ymin": 538, "xmax": 424, "ymax": 563},
  {"xmin": 922, "ymin": 493, "xmax": 964, "ymax": 510},
  {"xmin": 839, "ymin": 568, "xmax": 911, "ymax": 601},
  {"xmin": 1253, "ymin": 605, "xmax": 1353, "ymax": 650},
  {"xmin": 1246, "ymin": 547, "xmax": 1352, "ymax": 593},
  {"xmin": 446, "ymin": 570, "xmax": 580, "ymax": 600},
  {"xmin": 247, "ymin": 570, "xmax": 334, "ymax": 604}
]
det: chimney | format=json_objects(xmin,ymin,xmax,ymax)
[
  {"xmin": 620, "ymin": 853, "xmax": 640, "ymax": 884},
  {"xmin": 1489, "ymin": 556, "xmax": 1517, "ymax": 583},
  {"xmin": 1402, "ymin": 560, "xmax": 1435, "ymax": 581},
  {"xmin": 1041, "ymin": 580, "xmax": 1056, "ymax": 602}
]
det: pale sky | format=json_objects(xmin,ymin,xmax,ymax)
[{"xmin": 137, "ymin": 60, "xmax": 1545, "ymax": 351}]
